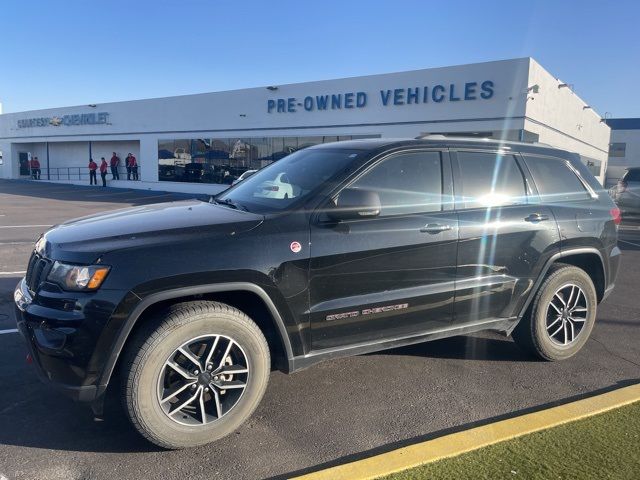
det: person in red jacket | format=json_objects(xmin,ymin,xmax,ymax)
[
  {"xmin": 125, "ymin": 153, "xmax": 132, "ymax": 180},
  {"xmin": 110, "ymin": 152, "xmax": 120, "ymax": 180},
  {"xmin": 129, "ymin": 153, "xmax": 139, "ymax": 180},
  {"xmin": 88, "ymin": 158, "xmax": 98, "ymax": 185},
  {"xmin": 31, "ymin": 157, "xmax": 41, "ymax": 180},
  {"xmin": 100, "ymin": 157, "xmax": 108, "ymax": 187}
]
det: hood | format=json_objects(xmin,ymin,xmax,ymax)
[{"xmin": 40, "ymin": 200, "xmax": 263, "ymax": 262}]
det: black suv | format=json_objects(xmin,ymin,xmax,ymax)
[{"xmin": 15, "ymin": 138, "xmax": 620, "ymax": 448}]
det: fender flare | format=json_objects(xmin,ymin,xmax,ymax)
[
  {"xmin": 509, "ymin": 247, "xmax": 605, "ymax": 334},
  {"xmin": 97, "ymin": 282, "xmax": 295, "ymax": 390}
]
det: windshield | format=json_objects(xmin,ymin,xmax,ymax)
[{"xmin": 216, "ymin": 148, "xmax": 363, "ymax": 213}]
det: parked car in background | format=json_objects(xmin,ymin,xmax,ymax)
[
  {"xmin": 254, "ymin": 172, "xmax": 294, "ymax": 198},
  {"xmin": 158, "ymin": 164, "xmax": 177, "ymax": 181},
  {"xmin": 182, "ymin": 163, "xmax": 215, "ymax": 183},
  {"xmin": 610, "ymin": 167, "xmax": 640, "ymax": 217}
]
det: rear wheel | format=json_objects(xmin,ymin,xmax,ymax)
[
  {"xmin": 121, "ymin": 301, "xmax": 270, "ymax": 449},
  {"xmin": 512, "ymin": 264, "xmax": 597, "ymax": 361}
]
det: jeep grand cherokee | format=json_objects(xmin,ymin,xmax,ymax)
[{"xmin": 15, "ymin": 137, "xmax": 620, "ymax": 448}]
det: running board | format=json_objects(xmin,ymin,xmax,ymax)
[{"xmin": 290, "ymin": 317, "xmax": 516, "ymax": 372}]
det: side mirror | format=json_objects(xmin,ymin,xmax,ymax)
[{"xmin": 327, "ymin": 188, "xmax": 381, "ymax": 221}]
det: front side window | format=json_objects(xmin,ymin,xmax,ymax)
[
  {"xmin": 348, "ymin": 151, "xmax": 443, "ymax": 216},
  {"xmin": 523, "ymin": 155, "xmax": 590, "ymax": 202},
  {"xmin": 456, "ymin": 151, "xmax": 527, "ymax": 208}
]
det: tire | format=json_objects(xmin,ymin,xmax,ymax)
[
  {"xmin": 512, "ymin": 264, "xmax": 597, "ymax": 361},
  {"xmin": 120, "ymin": 301, "xmax": 270, "ymax": 449}
]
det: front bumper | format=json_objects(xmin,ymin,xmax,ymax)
[{"xmin": 14, "ymin": 277, "xmax": 119, "ymax": 402}]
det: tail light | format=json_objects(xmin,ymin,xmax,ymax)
[
  {"xmin": 610, "ymin": 207, "xmax": 622, "ymax": 225},
  {"xmin": 617, "ymin": 180, "xmax": 628, "ymax": 193}
]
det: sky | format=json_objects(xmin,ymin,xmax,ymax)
[{"xmin": 0, "ymin": 0, "xmax": 638, "ymax": 117}]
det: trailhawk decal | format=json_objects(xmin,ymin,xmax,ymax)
[{"xmin": 325, "ymin": 303, "xmax": 409, "ymax": 321}]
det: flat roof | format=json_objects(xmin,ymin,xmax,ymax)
[
  {"xmin": 605, "ymin": 118, "xmax": 640, "ymax": 130},
  {"xmin": 0, "ymin": 57, "xmax": 531, "ymax": 115}
]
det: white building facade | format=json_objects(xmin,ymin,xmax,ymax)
[
  {"xmin": 605, "ymin": 118, "xmax": 640, "ymax": 187},
  {"xmin": 0, "ymin": 58, "xmax": 610, "ymax": 193}
]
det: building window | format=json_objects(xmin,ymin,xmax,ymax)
[
  {"xmin": 581, "ymin": 157, "xmax": 602, "ymax": 178},
  {"xmin": 158, "ymin": 135, "xmax": 377, "ymax": 184},
  {"xmin": 609, "ymin": 143, "xmax": 626, "ymax": 157}
]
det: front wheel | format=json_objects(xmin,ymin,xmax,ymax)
[
  {"xmin": 121, "ymin": 301, "xmax": 270, "ymax": 449},
  {"xmin": 512, "ymin": 264, "xmax": 597, "ymax": 361}
]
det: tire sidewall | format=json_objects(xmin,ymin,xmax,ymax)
[
  {"xmin": 131, "ymin": 311, "xmax": 269, "ymax": 448},
  {"xmin": 532, "ymin": 267, "xmax": 597, "ymax": 360}
]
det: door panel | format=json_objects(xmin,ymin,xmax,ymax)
[
  {"xmin": 521, "ymin": 154, "xmax": 606, "ymax": 252},
  {"xmin": 308, "ymin": 149, "xmax": 457, "ymax": 350},
  {"xmin": 455, "ymin": 205, "xmax": 559, "ymax": 323},
  {"xmin": 309, "ymin": 213, "xmax": 458, "ymax": 349},
  {"xmin": 451, "ymin": 150, "xmax": 560, "ymax": 324}
]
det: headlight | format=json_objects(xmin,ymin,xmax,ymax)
[{"xmin": 47, "ymin": 262, "xmax": 110, "ymax": 291}]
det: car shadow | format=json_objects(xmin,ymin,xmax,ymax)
[
  {"xmin": 369, "ymin": 334, "xmax": 536, "ymax": 362},
  {"xmin": 0, "ymin": 335, "xmax": 528, "ymax": 455},
  {"xmin": 270, "ymin": 378, "xmax": 640, "ymax": 480},
  {"xmin": 0, "ymin": 277, "xmax": 19, "ymax": 297},
  {"xmin": 0, "ymin": 329, "xmax": 159, "ymax": 453},
  {"xmin": 0, "ymin": 278, "xmax": 20, "ymax": 330},
  {"xmin": 0, "ymin": 382, "xmax": 159, "ymax": 454}
]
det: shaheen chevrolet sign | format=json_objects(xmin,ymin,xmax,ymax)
[{"xmin": 17, "ymin": 112, "xmax": 110, "ymax": 128}]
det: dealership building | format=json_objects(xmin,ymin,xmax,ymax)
[
  {"xmin": 605, "ymin": 118, "xmax": 640, "ymax": 187},
  {"xmin": 0, "ymin": 57, "xmax": 610, "ymax": 193}
]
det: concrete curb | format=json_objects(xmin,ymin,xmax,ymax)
[{"xmin": 290, "ymin": 383, "xmax": 640, "ymax": 480}]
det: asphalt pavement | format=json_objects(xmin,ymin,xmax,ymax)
[{"xmin": 0, "ymin": 179, "xmax": 638, "ymax": 480}]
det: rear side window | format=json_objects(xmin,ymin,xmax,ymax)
[
  {"xmin": 623, "ymin": 169, "xmax": 640, "ymax": 182},
  {"xmin": 523, "ymin": 155, "xmax": 590, "ymax": 202},
  {"xmin": 456, "ymin": 151, "xmax": 527, "ymax": 208},
  {"xmin": 350, "ymin": 151, "xmax": 442, "ymax": 216}
]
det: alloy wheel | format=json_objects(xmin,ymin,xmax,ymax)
[
  {"xmin": 545, "ymin": 283, "xmax": 589, "ymax": 346},
  {"xmin": 156, "ymin": 334, "xmax": 250, "ymax": 426}
]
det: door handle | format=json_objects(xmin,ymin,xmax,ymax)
[
  {"xmin": 420, "ymin": 223, "xmax": 452, "ymax": 234},
  {"xmin": 524, "ymin": 213, "xmax": 549, "ymax": 222}
]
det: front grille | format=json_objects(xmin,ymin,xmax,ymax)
[{"xmin": 25, "ymin": 252, "xmax": 53, "ymax": 293}]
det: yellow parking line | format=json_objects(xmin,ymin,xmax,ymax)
[{"xmin": 291, "ymin": 383, "xmax": 640, "ymax": 480}]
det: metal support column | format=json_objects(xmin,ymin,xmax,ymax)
[{"xmin": 46, "ymin": 142, "xmax": 50, "ymax": 180}]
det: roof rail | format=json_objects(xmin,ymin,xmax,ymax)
[
  {"xmin": 531, "ymin": 141, "xmax": 554, "ymax": 148},
  {"xmin": 414, "ymin": 134, "xmax": 448, "ymax": 140},
  {"xmin": 414, "ymin": 133, "xmax": 495, "ymax": 142},
  {"xmin": 414, "ymin": 134, "xmax": 560, "ymax": 149}
]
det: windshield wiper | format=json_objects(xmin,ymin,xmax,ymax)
[{"xmin": 213, "ymin": 197, "xmax": 248, "ymax": 212}]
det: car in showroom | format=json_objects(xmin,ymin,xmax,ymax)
[{"xmin": 15, "ymin": 137, "xmax": 620, "ymax": 449}]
